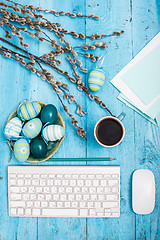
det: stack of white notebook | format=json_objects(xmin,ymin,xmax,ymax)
[{"xmin": 111, "ymin": 32, "xmax": 160, "ymax": 126}]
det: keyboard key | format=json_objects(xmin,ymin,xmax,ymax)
[
  {"xmin": 41, "ymin": 201, "xmax": 48, "ymax": 208},
  {"xmin": 10, "ymin": 201, "xmax": 25, "ymax": 207},
  {"xmin": 51, "ymin": 187, "xmax": 57, "ymax": 193},
  {"xmin": 38, "ymin": 194, "xmax": 44, "ymax": 201},
  {"xmin": 32, "ymin": 180, "xmax": 39, "ymax": 186},
  {"xmin": 49, "ymin": 202, "xmax": 56, "ymax": 208},
  {"xmin": 29, "ymin": 187, "xmax": 35, "ymax": 193},
  {"xmin": 17, "ymin": 179, "xmax": 24, "ymax": 186},
  {"xmin": 104, "ymin": 187, "xmax": 111, "ymax": 193},
  {"xmin": 108, "ymin": 179, "xmax": 119, "ymax": 186},
  {"xmin": 10, "ymin": 187, "xmax": 20, "ymax": 193},
  {"xmin": 112, "ymin": 187, "xmax": 119, "ymax": 193},
  {"xmin": 105, "ymin": 212, "xmax": 112, "ymax": 217},
  {"xmin": 80, "ymin": 209, "xmax": 88, "ymax": 216},
  {"xmin": 21, "ymin": 187, "xmax": 27, "ymax": 193},
  {"xmin": 43, "ymin": 187, "xmax": 50, "ymax": 193},
  {"xmin": 87, "ymin": 202, "xmax": 94, "ymax": 208},
  {"xmin": 93, "ymin": 180, "xmax": 99, "ymax": 186},
  {"xmin": 103, "ymin": 202, "xmax": 118, "ymax": 208},
  {"xmin": 64, "ymin": 202, "xmax": 71, "ymax": 208},
  {"xmin": 49, "ymin": 174, "xmax": 55, "ymax": 178},
  {"xmin": 17, "ymin": 208, "xmax": 24, "ymax": 216},
  {"xmin": 33, "ymin": 174, "xmax": 39, "ymax": 178},
  {"xmin": 45, "ymin": 194, "xmax": 52, "ymax": 200},
  {"xmin": 30, "ymin": 194, "xmax": 36, "ymax": 200},
  {"xmin": 26, "ymin": 201, "xmax": 33, "ymax": 207},
  {"xmin": 32, "ymin": 209, "xmax": 41, "ymax": 216},
  {"xmin": 23, "ymin": 194, "xmax": 29, "ymax": 200},
  {"xmin": 10, "ymin": 174, "xmax": 16, "ymax": 178},
  {"xmin": 40, "ymin": 179, "xmax": 46, "ymax": 186},
  {"xmin": 112, "ymin": 174, "xmax": 119, "ymax": 178},
  {"xmin": 57, "ymin": 202, "xmax": 63, "ymax": 208},
  {"xmin": 97, "ymin": 187, "xmax": 103, "ymax": 193},
  {"xmin": 10, "ymin": 194, "xmax": 21, "ymax": 200},
  {"xmin": 47, "ymin": 179, "xmax": 53, "ymax": 185},
  {"xmin": 83, "ymin": 195, "xmax": 89, "ymax": 201},
  {"xmin": 106, "ymin": 195, "xmax": 118, "ymax": 201},
  {"xmin": 17, "ymin": 174, "xmax": 24, "ymax": 178},
  {"xmin": 72, "ymin": 202, "xmax": 78, "ymax": 208},
  {"xmin": 25, "ymin": 179, "xmax": 31, "ymax": 185},
  {"xmin": 25, "ymin": 208, "xmax": 32, "ymax": 216},
  {"xmin": 101, "ymin": 180, "xmax": 107, "ymax": 186},
  {"xmin": 10, "ymin": 208, "xmax": 17, "ymax": 215},
  {"xmin": 95, "ymin": 202, "xmax": 101, "ymax": 208},
  {"xmin": 34, "ymin": 201, "xmax": 41, "ymax": 208},
  {"xmin": 36, "ymin": 187, "xmax": 42, "ymax": 193},
  {"xmin": 79, "ymin": 202, "xmax": 86, "ymax": 208},
  {"xmin": 60, "ymin": 194, "xmax": 67, "ymax": 201},
  {"xmin": 42, "ymin": 209, "xmax": 78, "ymax": 217},
  {"xmin": 10, "ymin": 179, "xmax": 16, "ymax": 185},
  {"xmin": 66, "ymin": 187, "xmax": 72, "ymax": 193},
  {"xmin": 89, "ymin": 209, "xmax": 96, "ymax": 216},
  {"xmin": 25, "ymin": 174, "xmax": 31, "ymax": 178}
]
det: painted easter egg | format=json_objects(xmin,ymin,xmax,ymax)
[
  {"xmin": 30, "ymin": 138, "xmax": 47, "ymax": 158},
  {"xmin": 40, "ymin": 104, "xmax": 58, "ymax": 125},
  {"xmin": 22, "ymin": 118, "xmax": 42, "ymax": 139},
  {"xmin": 42, "ymin": 124, "xmax": 65, "ymax": 141},
  {"xmin": 5, "ymin": 117, "xmax": 22, "ymax": 140},
  {"xmin": 18, "ymin": 101, "xmax": 41, "ymax": 121},
  {"xmin": 88, "ymin": 68, "xmax": 105, "ymax": 92},
  {"xmin": 14, "ymin": 139, "xmax": 30, "ymax": 162}
]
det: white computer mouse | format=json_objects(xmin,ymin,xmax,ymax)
[{"xmin": 132, "ymin": 169, "xmax": 155, "ymax": 214}]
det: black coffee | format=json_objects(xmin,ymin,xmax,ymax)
[{"xmin": 96, "ymin": 118, "xmax": 123, "ymax": 146}]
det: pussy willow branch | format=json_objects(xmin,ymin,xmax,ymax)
[
  {"xmin": 4, "ymin": 0, "xmax": 99, "ymax": 20},
  {"xmin": 0, "ymin": 37, "xmax": 113, "ymax": 116},
  {"xmin": 0, "ymin": 46, "xmax": 87, "ymax": 138},
  {"xmin": 0, "ymin": 0, "xmax": 124, "ymax": 139}
]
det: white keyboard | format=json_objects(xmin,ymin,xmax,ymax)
[{"xmin": 8, "ymin": 165, "xmax": 120, "ymax": 218}]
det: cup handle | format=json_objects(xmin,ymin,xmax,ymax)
[{"xmin": 117, "ymin": 112, "xmax": 126, "ymax": 121}]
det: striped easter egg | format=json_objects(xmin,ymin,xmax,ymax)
[
  {"xmin": 88, "ymin": 68, "xmax": 105, "ymax": 92},
  {"xmin": 18, "ymin": 101, "xmax": 41, "ymax": 121},
  {"xmin": 22, "ymin": 118, "xmax": 42, "ymax": 139},
  {"xmin": 14, "ymin": 139, "xmax": 30, "ymax": 162},
  {"xmin": 5, "ymin": 117, "xmax": 22, "ymax": 140},
  {"xmin": 42, "ymin": 125, "xmax": 65, "ymax": 142}
]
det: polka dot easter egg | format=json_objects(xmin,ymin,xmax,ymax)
[
  {"xmin": 42, "ymin": 125, "xmax": 65, "ymax": 142},
  {"xmin": 18, "ymin": 101, "xmax": 41, "ymax": 121},
  {"xmin": 88, "ymin": 68, "xmax": 105, "ymax": 92},
  {"xmin": 22, "ymin": 118, "xmax": 42, "ymax": 139},
  {"xmin": 4, "ymin": 117, "xmax": 22, "ymax": 140},
  {"xmin": 14, "ymin": 139, "xmax": 30, "ymax": 162}
]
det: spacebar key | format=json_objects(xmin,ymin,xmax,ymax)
[{"xmin": 42, "ymin": 209, "xmax": 78, "ymax": 217}]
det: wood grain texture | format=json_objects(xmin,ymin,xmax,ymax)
[{"xmin": 0, "ymin": 0, "xmax": 159, "ymax": 239}]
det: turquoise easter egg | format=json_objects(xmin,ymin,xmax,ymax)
[
  {"xmin": 88, "ymin": 68, "xmax": 105, "ymax": 92},
  {"xmin": 5, "ymin": 117, "xmax": 22, "ymax": 140},
  {"xmin": 40, "ymin": 104, "xmax": 58, "ymax": 125},
  {"xmin": 30, "ymin": 138, "xmax": 47, "ymax": 158},
  {"xmin": 23, "ymin": 118, "xmax": 42, "ymax": 139},
  {"xmin": 42, "ymin": 124, "xmax": 65, "ymax": 141},
  {"xmin": 18, "ymin": 101, "xmax": 41, "ymax": 121},
  {"xmin": 14, "ymin": 139, "xmax": 30, "ymax": 162}
]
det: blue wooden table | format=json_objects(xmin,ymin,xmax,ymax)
[{"xmin": 0, "ymin": 0, "xmax": 160, "ymax": 239}]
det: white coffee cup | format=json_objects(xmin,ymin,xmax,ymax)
[{"xmin": 94, "ymin": 112, "xmax": 126, "ymax": 147}]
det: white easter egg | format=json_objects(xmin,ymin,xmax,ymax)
[
  {"xmin": 42, "ymin": 124, "xmax": 65, "ymax": 141},
  {"xmin": 5, "ymin": 117, "xmax": 22, "ymax": 140},
  {"xmin": 22, "ymin": 118, "xmax": 42, "ymax": 139},
  {"xmin": 14, "ymin": 138, "xmax": 30, "ymax": 162},
  {"xmin": 88, "ymin": 68, "xmax": 105, "ymax": 92},
  {"xmin": 18, "ymin": 101, "xmax": 41, "ymax": 121}
]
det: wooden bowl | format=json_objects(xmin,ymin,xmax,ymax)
[{"xmin": 6, "ymin": 101, "xmax": 65, "ymax": 163}]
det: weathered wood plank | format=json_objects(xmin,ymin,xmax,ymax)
[
  {"xmin": 86, "ymin": 0, "xmax": 136, "ymax": 239},
  {"xmin": 132, "ymin": 0, "xmax": 160, "ymax": 239}
]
